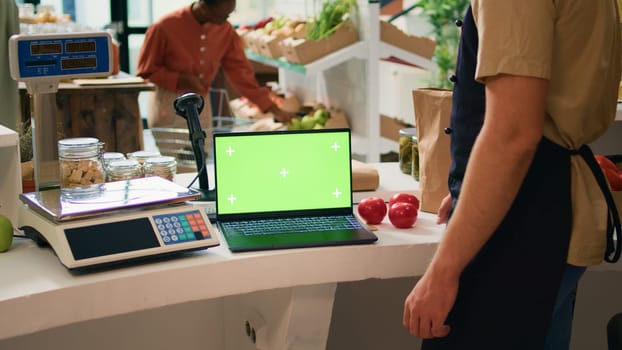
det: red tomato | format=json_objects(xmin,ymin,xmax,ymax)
[
  {"xmin": 357, "ymin": 197, "xmax": 387, "ymax": 225},
  {"xmin": 604, "ymin": 167, "xmax": 622, "ymax": 191},
  {"xmin": 388, "ymin": 202, "xmax": 418, "ymax": 228},
  {"xmin": 595, "ymin": 155, "xmax": 619, "ymax": 174},
  {"xmin": 389, "ymin": 193, "xmax": 420, "ymax": 212}
]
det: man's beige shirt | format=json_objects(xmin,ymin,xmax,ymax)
[{"xmin": 472, "ymin": 0, "xmax": 621, "ymax": 266}]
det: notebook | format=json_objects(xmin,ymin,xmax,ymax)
[{"xmin": 213, "ymin": 128, "xmax": 378, "ymax": 252}]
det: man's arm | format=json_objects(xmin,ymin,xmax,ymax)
[{"xmin": 403, "ymin": 74, "xmax": 548, "ymax": 339}]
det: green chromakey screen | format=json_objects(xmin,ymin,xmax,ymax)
[{"xmin": 214, "ymin": 130, "xmax": 352, "ymax": 215}]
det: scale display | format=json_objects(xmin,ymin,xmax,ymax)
[
  {"xmin": 9, "ymin": 32, "xmax": 112, "ymax": 81},
  {"xmin": 64, "ymin": 208, "xmax": 213, "ymax": 261}
]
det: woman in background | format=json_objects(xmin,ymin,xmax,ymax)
[{"xmin": 137, "ymin": 0, "xmax": 293, "ymax": 133}]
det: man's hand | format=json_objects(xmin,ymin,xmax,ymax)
[
  {"xmin": 176, "ymin": 73, "xmax": 207, "ymax": 95},
  {"xmin": 436, "ymin": 194, "xmax": 452, "ymax": 224},
  {"xmin": 403, "ymin": 268, "xmax": 457, "ymax": 339}
]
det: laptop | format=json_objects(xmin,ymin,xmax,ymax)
[{"xmin": 213, "ymin": 128, "xmax": 378, "ymax": 252}]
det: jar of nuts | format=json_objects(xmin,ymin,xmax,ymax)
[
  {"xmin": 143, "ymin": 156, "xmax": 177, "ymax": 181},
  {"xmin": 106, "ymin": 159, "xmax": 142, "ymax": 182},
  {"xmin": 58, "ymin": 137, "xmax": 105, "ymax": 198}
]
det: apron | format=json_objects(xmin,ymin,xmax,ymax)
[
  {"xmin": 146, "ymin": 86, "xmax": 213, "ymax": 130},
  {"xmin": 422, "ymin": 7, "xmax": 572, "ymax": 349}
]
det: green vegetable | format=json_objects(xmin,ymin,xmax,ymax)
[{"xmin": 306, "ymin": 0, "xmax": 357, "ymax": 41}]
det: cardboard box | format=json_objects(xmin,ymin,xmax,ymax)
[
  {"xmin": 380, "ymin": 21, "xmax": 436, "ymax": 60},
  {"xmin": 279, "ymin": 21, "xmax": 359, "ymax": 65},
  {"xmin": 256, "ymin": 34, "xmax": 284, "ymax": 58},
  {"xmin": 324, "ymin": 109, "xmax": 350, "ymax": 129},
  {"xmin": 380, "ymin": 114, "xmax": 412, "ymax": 142},
  {"xmin": 243, "ymin": 30, "xmax": 264, "ymax": 54}
]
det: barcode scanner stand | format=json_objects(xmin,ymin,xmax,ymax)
[{"xmin": 173, "ymin": 93, "xmax": 216, "ymax": 202}]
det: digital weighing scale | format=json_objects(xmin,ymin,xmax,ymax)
[{"xmin": 9, "ymin": 32, "xmax": 220, "ymax": 271}]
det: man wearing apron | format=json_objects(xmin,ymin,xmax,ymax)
[{"xmin": 403, "ymin": 1, "xmax": 621, "ymax": 349}]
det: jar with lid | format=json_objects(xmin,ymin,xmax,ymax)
[
  {"xmin": 399, "ymin": 128, "xmax": 417, "ymax": 175},
  {"xmin": 102, "ymin": 152, "xmax": 125, "ymax": 170},
  {"xmin": 411, "ymin": 135, "xmax": 420, "ymax": 181},
  {"xmin": 127, "ymin": 150, "xmax": 161, "ymax": 175},
  {"xmin": 127, "ymin": 150, "xmax": 161, "ymax": 165},
  {"xmin": 58, "ymin": 137, "xmax": 105, "ymax": 198},
  {"xmin": 106, "ymin": 159, "xmax": 142, "ymax": 182},
  {"xmin": 143, "ymin": 156, "xmax": 177, "ymax": 181}
]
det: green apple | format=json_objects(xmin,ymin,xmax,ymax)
[
  {"xmin": 313, "ymin": 109, "xmax": 330, "ymax": 125},
  {"xmin": 0, "ymin": 214, "xmax": 13, "ymax": 253},
  {"xmin": 287, "ymin": 117, "xmax": 301, "ymax": 130},
  {"xmin": 300, "ymin": 115, "xmax": 316, "ymax": 130}
]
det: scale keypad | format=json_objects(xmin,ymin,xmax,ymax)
[{"xmin": 153, "ymin": 210, "xmax": 211, "ymax": 245}]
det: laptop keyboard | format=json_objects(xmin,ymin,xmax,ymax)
[{"xmin": 221, "ymin": 216, "xmax": 363, "ymax": 236}]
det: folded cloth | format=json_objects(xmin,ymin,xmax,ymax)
[{"xmin": 352, "ymin": 160, "xmax": 379, "ymax": 191}]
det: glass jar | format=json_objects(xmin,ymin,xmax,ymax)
[
  {"xmin": 102, "ymin": 152, "xmax": 126, "ymax": 170},
  {"xmin": 143, "ymin": 156, "xmax": 177, "ymax": 181},
  {"xmin": 18, "ymin": 4, "xmax": 35, "ymax": 18},
  {"xmin": 58, "ymin": 137, "xmax": 105, "ymax": 198},
  {"xmin": 127, "ymin": 150, "xmax": 161, "ymax": 175},
  {"xmin": 106, "ymin": 159, "xmax": 142, "ymax": 182},
  {"xmin": 411, "ymin": 135, "xmax": 420, "ymax": 182},
  {"xmin": 399, "ymin": 128, "xmax": 417, "ymax": 175}
]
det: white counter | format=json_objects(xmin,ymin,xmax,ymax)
[{"xmin": 0, "ymin": 162, "xmax": 439, "ymax": 347}]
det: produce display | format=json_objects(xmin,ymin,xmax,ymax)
[
  {"xmin": 357, "ymin": 193, "xmax": 420, "ymax": 229},
  {"xmin": 305, "ymin": 0, "xmax": 357, "ymax": 41},
  {"xmin": 241, "ymin": 0, "xmax": 359, "ymax": 64},
  {"xmin": 240, "ymin": 16, "xmax": 306, "ymax": 58},
  {"xmin": 596, "ymin": 154, "xmax": 622, "ymax": 191},
  {"xmin": 287, "ymin": 108, "xmax": 331, "ymax": 130}
]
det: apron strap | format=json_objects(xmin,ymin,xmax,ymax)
[{"xmin": 571, "ymin": 145, "xmax": 622, "ymax": 263}]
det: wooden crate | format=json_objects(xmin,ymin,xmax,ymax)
[
  {"xmin": 380, "ymin": 20, "xmax": 436, "ymax": 60},
  {"xmin": 279, "ymin": 21, "xmax": 359, "ymax": 65}
]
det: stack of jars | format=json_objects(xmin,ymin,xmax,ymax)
[
  {"xmin": 102, "ymin": 150, "xmax": 178, "ymax": 182},
  {"xmin": 58, "ymin": 138, "xmax": 180, "ymax": 198}
]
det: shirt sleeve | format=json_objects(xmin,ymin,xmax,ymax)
[
  {"xmin": 472, "ymin": 0, "xmax": 555, "ymax": 82},
  {"xmin": 136, "ymin": 25, "xmax": 180, "ymax": 92},
  {"xmin": 220, "ymin": 31, "xmax": 274, "ymax": 112}
]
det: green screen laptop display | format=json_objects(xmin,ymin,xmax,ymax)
[{"xmin": 214, "ymin": 129, "xmax": 352, "ymax": 217}]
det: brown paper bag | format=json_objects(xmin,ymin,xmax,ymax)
[
  {"xmin": 412, "ymin": 88, "xmax": 452, "ymax": 213},
  {"xmin": 351, "ymin": 160, "xmax": 380, "ymax": 191}
]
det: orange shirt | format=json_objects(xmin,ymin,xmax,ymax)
[{"xmin": 136, "ymin": 5, "xmax": 273, "ymax": 112}]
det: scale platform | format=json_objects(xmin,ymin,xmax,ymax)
[{"xmin": 18, "ymin": 177, "xmax": 220, "ymax": 271}]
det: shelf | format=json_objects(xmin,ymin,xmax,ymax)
[
  {"xmin": 245, "ymin": 50, "xmax": 305, "ymax": 74},
  {"xmin": 247, "ymin": 41, "xmax": 435, "ymax": 76},
  {"xmin": 246, "ymin": 41, "xmax": 367, "ymax": 76},
  {"xmin": 245, "ymin": 1, "xmax": 436, "ymax": 162},
  {"xmin": 380, "ymin": 42, "xmax": 437, "ymax": 71}
]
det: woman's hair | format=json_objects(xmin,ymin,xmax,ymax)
[{"xmin": 201, "ymin": 0, "xmax": 228, "ymax": 6}]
